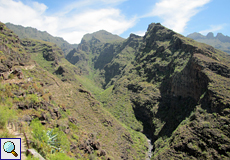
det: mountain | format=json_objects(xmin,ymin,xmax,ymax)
[
  {"xmin": 5, "ymin": 23, "xmax": 78, "ymax": 56},
  {"xmin": 2, "ymin": 20, "xmax": 230, "ymax": 159},
  {"xmin": 83, "ymin": 30, "xmax": 124, "ymax": 43},
  {"xmin": 0, "ymin": 22, "xmax": 148, "ymax": 160},
  {"xmin": 187, "ymin": 32, "xmax": 230, "ymax": 54},
  {"xmin": 67, "ymin": 23, "xmax": 230, "ymax": 159}
]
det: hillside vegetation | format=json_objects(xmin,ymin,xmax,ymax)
[
  {"xmin": 1, "ymin": 21, "xmax": 230, "ymax": 160},
  {"xmin": 67, "ymin": 23, "xmax": 230, "ymax": 159},
  {"xmin": 0, "ymin": 22, "xmax": 148, "ymax": 160},
  {"xmin": 5, "ymin": 23, "xmax": 78, "ymax": 56}
]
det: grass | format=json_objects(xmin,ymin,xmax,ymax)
[{"xmin": 75, "ymin": 74, "xmax": 104, "ymax": 96}]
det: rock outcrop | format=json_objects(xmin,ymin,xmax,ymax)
[{"xmin": 87, "ymin": 23, "xmax": 230, "ymax": 159}]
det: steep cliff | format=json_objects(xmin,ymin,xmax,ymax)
[
  {"xmin": 72, "ymin": 23, "xmax": 230, "ymax": 159},
  {"xmin": 106, "ymin": 23, "xmax": 230, "ymax": 159},
  {"xmin": 4, "ymin": 20, "xmax": 230, "ymax": 159}
]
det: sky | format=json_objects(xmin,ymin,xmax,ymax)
[{"xmin": 0, "ymin": 0, "xmax": 229, "ymax": 44}]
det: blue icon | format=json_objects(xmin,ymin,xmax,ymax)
[{"xmin": 3, "ymin": 141, "xmax": 18, "ymax": 157}]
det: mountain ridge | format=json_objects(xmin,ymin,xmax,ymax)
[
  {"xmin": 1, "ymin": 21, "xmax": 230, "ymax": 159},
  {"xmin": 82, "ymin": 30, "xmax": 124, "ymax": 43},
  {"xmin": 187, "ymin": 32, "xmax": 230, "ymax": 54},
  {"xmin": 5, "ymin": 23, "xmax": 78, "ymax": 56},
  {"xmin": 66, "ymin": 22, "xmax": 230, "ymax": 159},
  {"xmin": 0, "ymin": 22, "xmax": 148, "ymax": 160}
]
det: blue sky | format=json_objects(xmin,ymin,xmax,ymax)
[{"xmin": 0, "ymin": 0, "xmax": 229, "ymax": 44}]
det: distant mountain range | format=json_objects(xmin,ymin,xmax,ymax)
[
  {"xmin": 5, "ymin": 23, "xmax": 78, "ymax": 56},
  {"xmin": 187, "ymin": 32, "xmax": 230, "ymax": 54}
]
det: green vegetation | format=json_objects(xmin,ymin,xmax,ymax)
[
  {"xmin": 48, "ymin": 152, "xmax": 75, "ymax": 160},
  {"xmin": 5, "ymin": 23, "xmax": 77, "ymax": 56},
  {"xmin": 1, "ymin": 21, "xmax": 230, "ymax": 160},
  {"xmin": 67, "ymin": 23, "xmax": 230, "ymax": 160}
]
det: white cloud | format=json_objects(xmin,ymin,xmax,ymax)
[
  {"xmin": 133, "ymin": 31, "xmax": 146, "ymax": 36},
  {"xmin": 0, "ymin": 0, "xmax": 135, "ymax": 44},
  {"xmin": 199, "ymin": 24, "xmax": 226, "ymax": 35},
  {"xmin": 58, "ymin": 8, "xmax": 137, "ymax": 43},
  {"xmin": 0, "ymin": 0, "xmax": 57, "ymax": 32},
  {"xmin": 146, "ymin": 0, "xmax": 211, "ymax": 33}
]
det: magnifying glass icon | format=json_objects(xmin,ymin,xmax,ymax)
[{"xmin": 3, "ymin": 141, "xmax": 18, "ymax": 157}]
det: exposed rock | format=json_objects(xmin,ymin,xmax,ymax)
[
  {"xmin": 79, "ymin": 138, "xmax": 101, "ymax": 154},
  {"xmin": 206, "ymin": 32, "xmax": 214, "ymax": 39},
  {"xmin": 54, "ymin": 66, "xmax": 67, "ymax": 75},
  {"xmin": 49, "ymin": 109, "xmax": 57, "ymax": 120},
  {"xmin": 78, "ymin": 88, "xmax": 94, "ymax": 99},
  {"xmin": 70, "ymin": 143, "xmax": 77, "ymax": 150},
  {"xmin": 97, "ymin": 149, "xmax": 106, "ymax": 156},
  {"xmin": 64, "ymin": 126, "xmax": 70, "ymax": 134},
  {"xmin": 22, "ymin": 115, "xmax": 32, "ymax": 123},
  {"xmin": 102, "ymin": 119, "xmax": 113, "ymax": 127},
  {"xmin": 39, "ymin": 112, "xmax": 49, "ymax": 121},
  {"xmin": 68, "ymin": 117, "xmax": 77, "ymax": 124}
]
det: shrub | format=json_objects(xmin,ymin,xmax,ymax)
[
  {"xmin": 0, "ymin": 105, "xmax": 16, "ymax": 129},
  {"xmin": 30, "ymin": 119, "xmax": 70, "ymax": 157},
  {"xmin": 26, "ymin": 94, "xmax": 40, "ymax": 104},
  {"xmin": 30, "ymin": 118, "xmax": 49, "ymax": 156},
  {"xmin": 53, "ymin": 128, "xmax": 70, "ymax": 152},
  {"xmin": 30, "ymin": 119, "xmax": 47, "ymax": 141},
  {"xmin": 9, "ymin": 74, "xmax": 14, "ymax": 79}
]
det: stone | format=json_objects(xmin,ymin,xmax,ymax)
[
  {"xmin": 27, "ymin": 148, "xmax": 45, "ymax": 160},
  {"xmin": 99, "ymin": 150, "xmax": 106, "ymax": 156},
  {"xmin": 68, "ymin": 117, "xmax": 77, "ymax": 124},
  {"xmin": 64, "ymin": 126, "xmax": 70, "ymax": 134}
]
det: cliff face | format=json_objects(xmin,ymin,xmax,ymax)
[
  {"xmin": 139, "ymin": 24, "xmax": 229, "ymax": 159},
  {"xmin": 7, "ymin": 19, "xmax": 230, "ymax": 159},
  {"xmin": 91, "ymin": 23, "xmax": 230, "ymax": 159}
]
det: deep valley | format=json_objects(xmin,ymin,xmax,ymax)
[{"xmin": 1, "ymin": 22, "xmax": 230, "ymax": 160}]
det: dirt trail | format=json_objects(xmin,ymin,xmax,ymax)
[
  {"xmin": 2, "ymin": 64, "xmax": 36, "ymax": 84},
  {"xmin": 7, "ymin": 124, "xmax": 27, "ymax": 160}
]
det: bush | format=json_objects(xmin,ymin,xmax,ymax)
[
  {"xmin": 26, "ymin": 94, "xmax": 40, "ymax": 104},
  {"xmin": 0, "ymin": 105, "xmax": 16, "ymax": 129},
  {"xmin": 9, "ymin": 74, "xmax": 14, "ymax": 79},
  {"xmin": 30, "ymin": 118, "xmax": 48, "ymax": 143},
  {"xmin": 53, "ymin": 128, "xmax": 70, "ymax": 152},
  {"xmin": 30, "ymin": 119, "xmax": 70, "ymax": 157},
  {"xmin": 30, "ymin": 118, "xmax": 50, "ymax": 157}
]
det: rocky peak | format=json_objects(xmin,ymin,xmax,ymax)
[
  {"xmin": 206, "ymin": 32, "xmax": 214, "ymax": 39},
  {"xmin": 144, "ymin": 23, "xmax": 176, "ymax": 43},
  {"xmin": 82, "ymin": 30, "xmax": 124, "ymax": 44},
  {"xmin": 216, "ymin": 33, "xmax": 230, "ymax": 43},
  {"xmin": 187, "ymin": 32, "xmax": 205, "ymax": 39}
]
